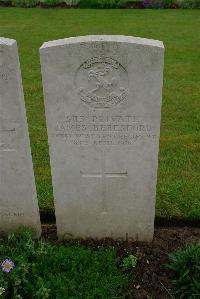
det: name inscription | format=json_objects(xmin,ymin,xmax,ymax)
[{"xmin": 55, "ymin": 114, "xmax": 156, "ymax": 146}]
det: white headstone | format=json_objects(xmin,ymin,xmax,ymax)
[
  {"xmin": 0, "ymin": 37, "xmax": 41, "ymax": 238},
  {"xmin": 40, "ymin": 35, "xmax": 164, "ymax": 241}
]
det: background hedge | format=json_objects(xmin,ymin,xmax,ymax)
[{"xmin": 0, "ymin": 0, "xmax": 199, "ymax": 8}]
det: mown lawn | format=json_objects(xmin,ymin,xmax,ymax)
[{"xmin": 0, "ymin": 8, "xmax": 199, "ymax": 217}]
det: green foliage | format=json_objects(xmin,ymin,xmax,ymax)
[
  {"xmin": 0, "ymin": 0, "xmax": 12, "ymax": 4},
  {"xmin": 0, "ymin": 228, "xmax": 130, "ymax": 299},
  {"xmin": 40, "ymin": 0, "xmax": 60, "ymax": 7},
  {"xmin": 121, "ymin": 255, "xmax": 138, "ymax": 270},
  {"xmin": 79, "ymin": 0, "xmax": 126, "ymax": 8},
  {"xmin": 166, "ymin": 242, "xmax": 200, "ymax": 298},
  {"xmin": 138, "ymin": 0, "xmax": 199, "ymax": 7},
  {"xmin": 177, "ymin": 0, "xmax": 200, "ymax": 7},
  {"xmin": 163, "ymin": 0, "xmax": 178, "ymax": 8},
  {"xmin": 12, "ymin": 0, "xmax": 37, "ymax": 7},
  {"xmin": 0, "ymin": 0, "xmax": 199, "ymax": 7},
  {"xmin": 62, "ymin": 0, "xmax": 80, "ymax": 5}
]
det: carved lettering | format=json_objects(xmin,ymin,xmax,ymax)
[
  {"xmin": 0, "ymin": 211, "xmax": 24, "ymax": 217},
  {"xmin": 0, "ymin": 66, "xmax": 14, "ymax": 81},
  {"xmin": 55, "ymin": 114, "xmax": 156, "ymax": 146},
  {"xmin": 0, "ymin": 73, "xmax": 8, "ymax": 81}
]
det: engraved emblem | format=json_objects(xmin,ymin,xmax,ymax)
[{"xmin": 75, "ymin": 57, "xmax": 128, "ymax": 109}]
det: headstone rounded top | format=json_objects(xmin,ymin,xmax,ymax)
[
  {"xmin": 40, "ymin": 35, "xmax": 164, "ymax": 51},
  {"xmin": 40, "ymin": 33, "xmax": 165, "ymax": 241},
  {"xmin": 0, "ymin": 37, "xmax": 16, "ymax": 46},
  {"xmin": 0, "ymin": 35, "xmax": 41, "ymax": 237}
]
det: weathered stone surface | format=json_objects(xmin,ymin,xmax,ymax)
[
  {"xmin": 40, "ymin": 35, "xmax": 164, "ymax": 241},
  {"xmin": 0, "ymin": 37, "xmax": 41, "ymax": 237}
]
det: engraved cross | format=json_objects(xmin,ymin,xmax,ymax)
[{"xmin": 80, "ymin": 150, "xmax": 127, "ymax": 213}]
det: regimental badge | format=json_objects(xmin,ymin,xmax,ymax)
[{"xmin": 75, "ymin": 56, "xmax": 128, "ymax": 109}]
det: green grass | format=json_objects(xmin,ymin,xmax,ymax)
[
  {"xmin": 0, "ymin": 8, "xmax": 199, "ymax": 217},
  {"xmin": 167, "ymin": 241, "xmax": 200, "ymax": 298},
  {"xmin": 0, "ymin": 229, "xmax": 130, "ymax": 298}
]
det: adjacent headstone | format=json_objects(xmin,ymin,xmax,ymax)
[
  {"xmin": 40, "ymin": 35, "xmax": 164, "ymax": 241},
  {"xmin": 0, "ymin": 37, "xmax": 41, "ymax": 238}
]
